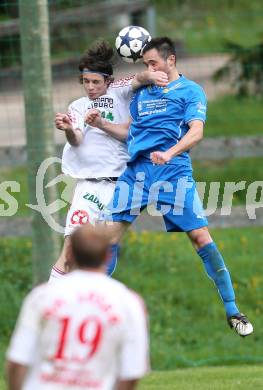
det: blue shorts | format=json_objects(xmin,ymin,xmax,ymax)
[{"xmin": 106, "ymin": 157, "xmax": 208, "ymax": 232}]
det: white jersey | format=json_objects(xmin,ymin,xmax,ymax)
[
  {"xmin": 7, "ymin": 271, "xmax": 149, "ymax": 390},
  {"xmin": 62, "ymin": 78, "xmax": 133, "ymax": 179}
]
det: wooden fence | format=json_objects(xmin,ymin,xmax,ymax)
[{"xmin": 0, "ymin": 0, "xmax": 150, "ymax": 37}]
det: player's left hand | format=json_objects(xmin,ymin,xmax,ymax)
[
  {"xmin": 150, "ymin": 151, "xmax": 172, "ymax": 165},
  {"xmin": 148, "ymin": 71, "xmax": 169, "ymax": 87},
  {"xmin": 85, "ymin": 109, "xmax": 103, "ymax": 128}
]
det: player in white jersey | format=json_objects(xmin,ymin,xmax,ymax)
[
  {"xmin": 6, "ymin": 224, "xmax": 149, "ymax": 390},
  {"xmin": 49, "ymin": 40, "xmax": 168, "ymax": 281}
]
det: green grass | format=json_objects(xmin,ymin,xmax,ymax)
[
  {"xmin": 1, "ymin": 365, "xmax": 262, "ymax": 390},
  {"xmin": 0, "ymin": 167, "xmax": 29, "ymax": 217},
  {"xmin": 0, "ymin": 238, "xmax": 32, "ymax": 386},
  {"xmin": 193, "ymin": 157, "xmax": 263, "ymax": 207},
  {"xmin": 0, "ymin": 165, "xmax": 71, "ymax": 216},
  {"xmin": 139, "ymin": 365, "xmax": 263, "ymax": 389},
  {"xmin": 1, "ymin": 365, "xmax": 263, "ymax": 390},
  {"xmin": 117, "ymin": 228, "xmax": 263, "ymax": 369},
  {"xmin": 155, "ymin": 0, "xmax": 263, "ymax": 52},
  {"xmin": 1, "ymin": 228, "xmax": 263, "ymax": 381},
  {"xmin": 206, "ymin": 96, "xmax": 263, "ymax": 137},
  {"xmin": 0, "ymin": 238, "xmax": 32, "ymax": 338}
]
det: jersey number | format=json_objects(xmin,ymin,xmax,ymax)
[{"xmin": 54, "ymin": 316, "xmax": 103, "ymax": 360}]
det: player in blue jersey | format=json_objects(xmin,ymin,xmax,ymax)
[{"xmin": 86, "ymin": 37, "xmax": 253, "ymax": 337}]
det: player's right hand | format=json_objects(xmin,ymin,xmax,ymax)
[{"xmin": 55, "ymin": 113, "xmax": 73, "ymax": 131}]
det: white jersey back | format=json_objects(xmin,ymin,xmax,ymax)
[
  {"xmin": 62, "ymin": 78, "xmax": 133, "ymax": 179},
  {"xmin": 7, "ymin": 271, "xmax": 149, "ymax": 390}
]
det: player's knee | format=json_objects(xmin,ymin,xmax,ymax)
[
  {"xmin": 189, "ymin": 228, "xmax": 212, "ymax": 249},
  {"xmin": 55, "ymin": 253, "xmax": 68, "ymax": 273},
  {"xmin": 105, "ymin": 222, "xmax": 127, "ymax": 245}
]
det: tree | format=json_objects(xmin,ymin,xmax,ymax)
[{"xmin": 213, "ymin": 40, "xmax": 263, "ymax": 98}]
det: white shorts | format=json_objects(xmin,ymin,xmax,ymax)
[{"xmin": 65, "ymin": 179, "xmax": 116, "ymax": 236}]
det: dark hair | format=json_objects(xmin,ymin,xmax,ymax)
[
  {"xmin": 79, "ymin": 40, "xmax": 114, "ymax": 83},
  {"xmin": 70, "ymin": 225, "xmax": 110, "ymax": 269},
  {"xmin": 142, "ymin": 37, "xmax": 176, "ymax": 60}
]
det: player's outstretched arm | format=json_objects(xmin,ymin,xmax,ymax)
[
  {"xmin": 150, "ymin": 120, "xmax": 204, "ymax": 164},
  {"xmin": 55, "ymin": 113, "xmax": 83, "ymax": 146},
  {"xmin": 85, "ymin": 109, "xmax": 130, "ymax": 141},
  {"xmin": 132, "ymin": 70, "xmax": 168, "ymax": 89}
]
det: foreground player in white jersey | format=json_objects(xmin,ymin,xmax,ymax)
[
  {"xmin": 6, "ymin": 224, "xmax": 149, "ymax": 390},
  {"xmin": 50, "ymin": 40, "xmax": 168, "ymax": 281}
]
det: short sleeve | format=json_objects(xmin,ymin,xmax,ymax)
[
  {"xmin": 68, "ymin": 102, "xmax": 85, "ymax": 132},
  {"xmin": 118, "ymin": 291, "xmax": 150, "ymax": 380},
  {"xmin": 6, "ymin": 286, "xmax": 45, "ymax": 365},
  {"xmin": 109, "ymin": 76, "xmax": 134, "ymax": 101},
  {"xmin": 184, "ymin": 84, "xmax": 207, "ymax": 124}
]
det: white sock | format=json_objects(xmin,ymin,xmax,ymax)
[{"xmin": 48, "ymin": 266, "xmax": 66, "ymax": 283}]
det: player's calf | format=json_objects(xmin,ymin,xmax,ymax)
[
  {"xmin": 197, "ymin": 242, "xmax": 239, "ymax": 317},
  {"xmin": 106, "ymin": 244, "xmax": 119, "ymax": 276}
]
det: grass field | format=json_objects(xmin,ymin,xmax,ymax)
[
  {"xmin": 206, "ymin": 96, "xmax": 263, "ymax": 137},
  {"xmin": 1, "ymin": 228, "xmax": 263, "ymax": 374},
  {"xmin": 205, "ymin": 96, "xmax": 263, "ymax": 137},
  {"xmin": 141, "ymin": 365, "xmax": 263, "ymax": 389},
  {"xmin": 1, "ymin": 365, "xmax": 263, "ymax": 390},
  {"xmin": 118, "ymin": 228, "xmax": 263, "ymax": 369}
]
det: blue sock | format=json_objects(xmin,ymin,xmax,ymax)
[
  {"xmin": 106, "ymin": 244, "xmax": 119, "ymax": 276},
  {"xmin": 197, "ymin": 242, "xmax": 239, "ymax": 317}
]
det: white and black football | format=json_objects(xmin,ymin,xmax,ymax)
[{"xmin": 115, "ymin": 26, "xmax": 151, "ymax": 63}]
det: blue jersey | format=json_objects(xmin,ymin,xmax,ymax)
[{"xmin": 128, "ymin": 75, "xmax": 207, "ymax": 167}]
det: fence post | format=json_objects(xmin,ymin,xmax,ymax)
[
  {"xmin": 19, "ymin": 0, "xmax": 61, "ymax": 284},
  {"xmin": 146, "ymin": 4, "xmax": 156, "ymax": 37}
]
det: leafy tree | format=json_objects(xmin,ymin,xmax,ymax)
[{"xmin": 213, "ymin": 40, "xmax": 263, "ymax": 97}]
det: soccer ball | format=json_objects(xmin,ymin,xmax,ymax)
[{"xmin": 115, "ymin": 26, "xmax": 151, "ymax": 63}]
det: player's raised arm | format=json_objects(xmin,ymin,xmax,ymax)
[
  {"xmin": 132, "ymin": 70, "xmax": 168, "ymax": 89},
  {"xmin": 55, "ymin": 113, "xmax": 83, "ymax": 146},
  {"xmin": 85, "ymin": 109, "xmax": 130, "ymax": 141},
  {"xmin": 150, "ymin": 120, "xmax": 204, "ymax": 165}
]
